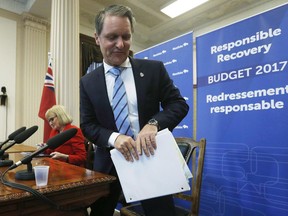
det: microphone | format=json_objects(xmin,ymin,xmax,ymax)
[
  {"xmin": 0, "ymin": 126, "xmax": 26, "ymax": 150},
  {"xmin": 10, "ymin": 128, "xmax": 77, "ymax": 170},
  {"xmin": 0, "ymin": 126, "xmax": 38, "ymax": 167},
  {"xmin": 0, "ymin": 126, "xmax": 38, "ymax": 157}
]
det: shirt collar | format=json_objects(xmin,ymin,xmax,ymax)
[{"xmin": 104, "ymin": 58, "xmax": 131, "ymax": 74}]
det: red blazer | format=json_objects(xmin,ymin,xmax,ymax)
[{"xmin": 45, "ymin": 124, "xmax": 87, "ymax": 167}]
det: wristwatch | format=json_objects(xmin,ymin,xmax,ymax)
[{"xmin": 147, "ymin": 118, "xmax": 159, "ymax": 130}]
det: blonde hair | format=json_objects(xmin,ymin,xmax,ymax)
[{"xmin": 45, "ymin": 105, "xmax": 73, "ymax": 126}]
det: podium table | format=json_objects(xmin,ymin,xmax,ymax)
[
  {"xmin": 0, "ymin": 153, "xmax": 116, "ymax": 216},
  {"xmin": 6, "ymin": 144, "xmax": 37, "ymax": 153}
]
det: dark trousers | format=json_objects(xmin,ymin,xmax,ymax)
[
  {"xmin": 90, "ymin": 166, "xmax": 122, "ymax": 216},
  {"xmin": 89, "ymin": 166, "xmax": 176, "ymax": 216},
  {"xmin": 141, "ymin": 195, "xmax": 176, "ymax": 216}
]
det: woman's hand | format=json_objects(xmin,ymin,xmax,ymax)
[
  {"xmin": 36, "ymin": 143, "xmax": 46, "ymax": 149},
  {"xmin": 50, "ymin": 151, "xmax": 69, "ymax": 162}
]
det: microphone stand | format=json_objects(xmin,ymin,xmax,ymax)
[
  {"xmin": 0, "ymin": 158, "xmax": 13, "ymax": 167},
  {"xmin": 0, "ymin": 125, "xmax": 38, "ymax": 168},
  {"xmin": 0, "ymin": 141, "xmax": 10, "ymax": 161},
  {"xmin": 0, "ymin": 143, "xmax": 15, "ymax": 167},
  {"xmin": 2, "ymin": 152, "xmax": 8, "ymax": 159},
  {"xmin": 0, "ymin": 126, "xmax": 29, "ymax": 167},
  {"xmin": 15, "ymin": 159, "xmax": 35, "ymax": 180}
]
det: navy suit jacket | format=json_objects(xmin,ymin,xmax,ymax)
[{"xmin": 80, "ymin": 57, "xmax": 189, "ymax": 173}]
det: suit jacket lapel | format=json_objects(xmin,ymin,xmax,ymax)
[
  {"xmin": 130, "ymin": 58, "xmax": 146, "ymax": 127},
  {"xmin": 92, "ymin": 66, "xmax": 116, "ymax": 127}
]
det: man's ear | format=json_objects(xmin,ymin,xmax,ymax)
[{"xmin": 94, "ymin": 32, "xmax": 100, "ymax": 45}]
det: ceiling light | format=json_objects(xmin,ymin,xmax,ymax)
[{"xmin": 161, "ymin": 0, "xmax": 209, "ymax": 18}]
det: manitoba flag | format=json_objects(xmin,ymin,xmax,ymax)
[{"xmin": 38, "ymin": 58, "xmax": 56, "ymax": 142}]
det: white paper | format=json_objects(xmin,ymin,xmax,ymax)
[{"xmin": 110, "ymin": 128, "xmax": 191, "ymax": 203}]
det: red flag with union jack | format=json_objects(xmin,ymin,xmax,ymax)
[{"xmin": 38, "ymin": 58, "xmax": 56, "ymax": 142}]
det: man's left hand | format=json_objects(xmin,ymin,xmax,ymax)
[{"xmin": 136, "ymin": 124, "xmax": 158, "ymax": 157}]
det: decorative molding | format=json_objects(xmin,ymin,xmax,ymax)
[{"xmin": 22, "ymin": 12, "xmax": 49, "ymax": 31}]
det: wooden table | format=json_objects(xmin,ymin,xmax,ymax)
[
  {"xmin": 6, "ymin": 144, "xmax": 37, "ymax": 153},
  {"xmin": 0, "ymin": 153, "xmax": 116, "ymax": 216}
]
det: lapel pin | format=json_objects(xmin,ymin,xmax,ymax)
[{"xmin": 140, "ymin": 72, "xmax": 144, "ymax": 77}]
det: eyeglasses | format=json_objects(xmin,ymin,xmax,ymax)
[{"xmin": 48, "ymin": 116, "xmax": 57, "ymax": 123}]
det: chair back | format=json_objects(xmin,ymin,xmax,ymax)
[{"xmin": 173, "ymin": 137, "xmax": 206, "ymax": 216}]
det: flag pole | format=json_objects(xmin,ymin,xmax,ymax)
[{"xmin": 38, "ymin": 52, "xmax": 56, "ymax": 142}]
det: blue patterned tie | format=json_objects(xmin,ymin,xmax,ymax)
[{"xmin": 109, "ymin": 67, "xmax": 133, "ymax": 136}]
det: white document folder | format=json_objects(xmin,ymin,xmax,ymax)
[{"xmin": 110, "ymin": 128, "xmax": 191, "ymax": 203}]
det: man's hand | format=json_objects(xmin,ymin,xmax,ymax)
[
  {"xmin": 114, "ymin": 135, "xmax": 139, "ymax": 162},
  {"xmin": 136, "ymin": 124, "xmax": 158, "ymax": 157}
]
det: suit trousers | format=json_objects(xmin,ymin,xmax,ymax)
[
  {"xmin": 141, "ymin": 195, "xmax": 176, "ymax": 216},
  {"xmin": 90, "ymin": 166, "xmax": 122, "ymax": 216},
  {"xmin": 89, "ymin": 165, "xmax": 176, "ymax": 216}
]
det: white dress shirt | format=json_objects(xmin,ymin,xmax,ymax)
[{"xmin": 103, "ymin": 58, "xmax": 140, "ymax": 146}]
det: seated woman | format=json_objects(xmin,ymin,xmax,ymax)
[{"xmin": 43, "ymin": 105, "xmax": 87, "ymax": 167}]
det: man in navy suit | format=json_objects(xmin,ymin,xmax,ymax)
[{"xmin": 80, "ymin": 4, "xmax": 189, "ymax": 216}]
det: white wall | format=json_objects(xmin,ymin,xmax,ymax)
[{"xmin": 0, "ymin": 16, "xmax": 16, "ymax": 140}]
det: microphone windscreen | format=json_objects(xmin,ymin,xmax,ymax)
[
  {"xmin": 46, "ymin": 128, "xmax": 77, "ymax": 149},
  {"xmin": 7, "ymin": 126, "xmax": 26, "ymax": 140},
  {"xmin": 13, "ymin": 126, "xmax": 38, "ymax": 143}
]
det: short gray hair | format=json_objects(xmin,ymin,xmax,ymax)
[{"xmin": 95, "ymin": 4, "xmax": 135, "ymax": 35}]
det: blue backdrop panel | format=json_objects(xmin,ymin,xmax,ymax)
[
  {"xmin": 196, "ymin": 4, "xmax": 288, "ymax": 216},
  {"xmin": 135, "ymin": 32, "xmax": 193, "ymax": 137}
]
